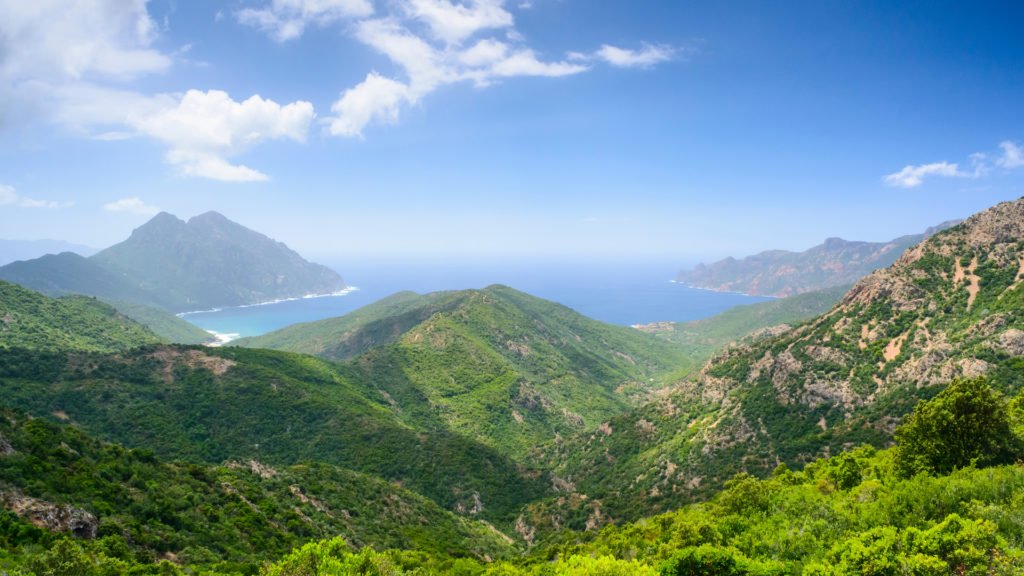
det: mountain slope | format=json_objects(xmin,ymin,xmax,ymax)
[
  {"xmin": 105, "ymin": 300, "xmax": 214, "ymax": 345},
  {"xmin": 0, "ymin": 345, "xmax": 548, "ymax": 527},
  {"xmin": 234, "ymin": 290, "xmax": 467, "ymax": 360},
  {"xmin": 0, "ymin": 281, "xmax": 160, "ymax": 352},
  {"xmin": 0, "ymin": 410, "xmax": 513, "ymax": 569},
  {"xmin": 637, "ymin": 284, "xmax": 849, "ymax": 375},
  {"xmin": 0, "ymin": 239, "xmax": 95, "ymax": 266},
  {"xmin": 241, "ymin": 285, "xmax": 690, "ymax": 459},
  {"xmin": 90, "ymin": 211, "xmax": 345, "ymax": 312},
  {"xmin": 529, "ymin": 199, "xmax": 1024, "ymax": 529},
  {"xmin": 0, "ymin": 212, "xmax": 345, "ymax": 314},
  {"xmin": 677, "ymin": 221, "xmax": 957, "ymax": 297}
]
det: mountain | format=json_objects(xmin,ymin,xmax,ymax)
[
  {"xmin": 0, "ymin": 239, "xmax": 95, "ymax": 266},
  {"xmin": 0, "ymin": 410, "xmax": 512, "ymax": 570},
  {"xmin": 0, "ymin": 281, "xmax": 160, "ymax": 352},
  {"xmin": 238, "ymin": 285, "xmax": 690, "ymax": 459},
  {"xmin": 0, "ymin": 345, "xmax": 549, "ymax": 528},
  {"xmin": 91, "ymin": 211, "xmax": 345, "ymax": 312},
  {"xmin": 0, "ymin": 211, "xmax": 345, "ymax": 314},
  {"xmin": 527, "ymin": 199, "xmax": 1024, "ymax": 529},
  {"xmin": 676, "ymin": 221, "xmax": 958, "ymax": 297}
]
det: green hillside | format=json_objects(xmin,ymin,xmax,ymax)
[
  {"xmin": 639, "ymin": 284, "xmax": 850, "ymax": 375},
  {"xmin": 234, "ymin": 290, "xmax": 468, "ymax": 359},
  {"xmin": 241, "ymin": 285, "xmax": 690, "ymax": 458},
  {"xmin": 0, "ymin": 345, "xmax": 548, "ymax": 527},
  {"xmin": 0, "ymin": 281, "xmax": 160, "ymax": 352},
  {"xmin": 0, "ymin": 410, "xmax": 512, "ymax": 573},
  {"xmin": 9, "ymin": 378, "xmax": 1024, "ymax": 575},
  {"xmin": 105, "ymin": 300, "xmax": 213, "ymax": 345},
  {"xmin": 528, "ymin": 198, "xmax": 1024, "ymax": 528}
]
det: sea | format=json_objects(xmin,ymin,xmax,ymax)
[{"xmin": 181, "ymin": 259, "xmax": 773, "ymax": 342}]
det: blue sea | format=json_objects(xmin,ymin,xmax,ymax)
[{"xmin": 181, "ymin": 259, "xmax": 772, "ymax": 341}]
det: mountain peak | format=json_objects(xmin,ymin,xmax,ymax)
[{"xmin": 188, "ymin": 211, "xmax": 231, "ymax": 225}]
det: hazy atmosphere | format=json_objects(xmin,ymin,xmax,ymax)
[{"xmin": 4, "ymin": 3, "xmax": 1024, "ymax": 575}]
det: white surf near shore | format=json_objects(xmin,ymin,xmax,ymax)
[
  {"xmin": 204, "ymin": 330, "xmax": 241, "ymax": 347},
  {"xmin": 178, "ymin": 286, "xmax": 360, "ymax": 317}
]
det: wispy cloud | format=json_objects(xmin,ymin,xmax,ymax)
[
  {"xmin": 998, "ymin": 140, "xmax": 1024, "ymax": 169},
  {"xmin": 103, "ymin": 197, "xmax": 160, "ymax": 215},
  {"xmin": 884, "ymin": 140, "xmax": 1023, "ymax": 188},
  {"xmin": 237, "ymin": 0, "xmax": 374, "ymax": 42},
  {"xmin": 239, "ymin": 0, "xmax": 676, "ymax": 138},
  {"xmin": 883, "ymin": 161, "xmax": 966, "ymax": 188},
  {"xmin": 595, "ymin": 43, "xmax": 676, "ymax": 68},
  {"xmin": 324, "ymin": 14, "xmax": 588, "ymax": 137},
  {"xmin": 0, "ymin": 185, "xmax": 73, "ymax": 209}
]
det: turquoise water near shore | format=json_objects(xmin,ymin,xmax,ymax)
[{"xmin": 182, "ymin": 260, "xmax": 772, "ymax": 340}]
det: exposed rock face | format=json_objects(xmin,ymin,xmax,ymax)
[{"xmin": 1, "ymin": 492, "xmax": 97, "ymax": 539}]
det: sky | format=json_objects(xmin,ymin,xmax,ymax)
[{"xmin": 1, "ymin": 0, "xmax": 1023, "ymax": 263}]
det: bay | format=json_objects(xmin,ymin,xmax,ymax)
[{"xmin": 181, "ymin": 259, "xmax": 772, "ymax": 340}]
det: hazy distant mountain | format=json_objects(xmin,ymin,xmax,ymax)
[
  {"xmin": 676, "ymin": 221, "xmax": 959, "ymax": 297},
  {"xmin": 0, "ymin": 211, "xmax": 345, "ymax": 313},
  {"xmin": 0, "ymin": 239, "xmax": 95, "ymax": 266}
]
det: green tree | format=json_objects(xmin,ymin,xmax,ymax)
[{"xmin": 894, "ymin": 378, "xmax": 1020, "ymax": 477}]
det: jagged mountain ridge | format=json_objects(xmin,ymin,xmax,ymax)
[
  {"xmin": 676, "ymin": 221, "xmax": 958, "ymax": 297},
  {"xmin": 526, "ymin": 199, "xmax": 1024, "ymax": 531}
]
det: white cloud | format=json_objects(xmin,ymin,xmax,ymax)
[
  {"xmin": 328, "ymin": 73, "xmax": 412, "ymax": 137},
  {"xmin": 103, "ymin": 197, "xmax": 159, "ymax": 215},
  {"xmin": 237, "ymin": 0, "xmax": 374, "ymax": 42},
  {"xmin": 998, "ymin": 140, "xmax": 1024, "ymax": 169},
  {"xmin": 883, "ymin": 162, "xmax": 964, "ymax": 188},
  {"xmin": 0, "ymin": 0, "xmax": 170, "ymax": 83},
  {"xmin": 403, "ymin": 0, "xmax": 514, "ymax": 45},
  {"xmin": 0, "ymin": 185, "xmax": 73, "ymax": 209},
  {"xmin": 327, "ymin": 16, "xmax": 586, "ymax": 136},
  {"xmin": 884, "ymin": 141, "xmax": 1024, "ymax": 189},
  {"xmin": 1, "ymin": 2, "xmax": 314, "ymax": 182},
  {"xmin": 51, "ymin": 86, "xmax": 315, "ymax": 182},
  {"xmin": 596, "ymin": 43, "xmax": 676, "ymax": 68},
  {"xmin": 136, "ymin": 90, "xmax": 315, "ymax": 181}
]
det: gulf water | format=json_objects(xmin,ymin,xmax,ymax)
[{"xmin": 181, "ymin": 259, "xmax": 772, "ymax": 340}]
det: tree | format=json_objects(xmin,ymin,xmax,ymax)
[{"xmin": 894, "ymin": 378, "xmax": 1020, "ymax": 477}]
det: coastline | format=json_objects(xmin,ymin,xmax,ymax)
[
  {"xmin": 178, "ymin": 286, "xmax": 360, "ymax": 318},
  {"xmin": 669, "ymin": 279, "xmax": 773, "ymax": 299}
]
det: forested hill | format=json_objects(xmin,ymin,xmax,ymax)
[
  {"xmin": 238, "ymin": 285, "xmax": 690, "ymax": 458},
  {"xmin": 0, "ymin": 281, "xmax": 160, "ymax": 352}
]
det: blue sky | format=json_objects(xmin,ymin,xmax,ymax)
[{"xmin": 1, "ymin": 0, "xmax": 1022, "ymax": 262}]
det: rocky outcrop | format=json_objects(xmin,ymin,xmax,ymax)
[{"xmin": 1, "ymin": 492, "xmax": 97, "ymax": 539}]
